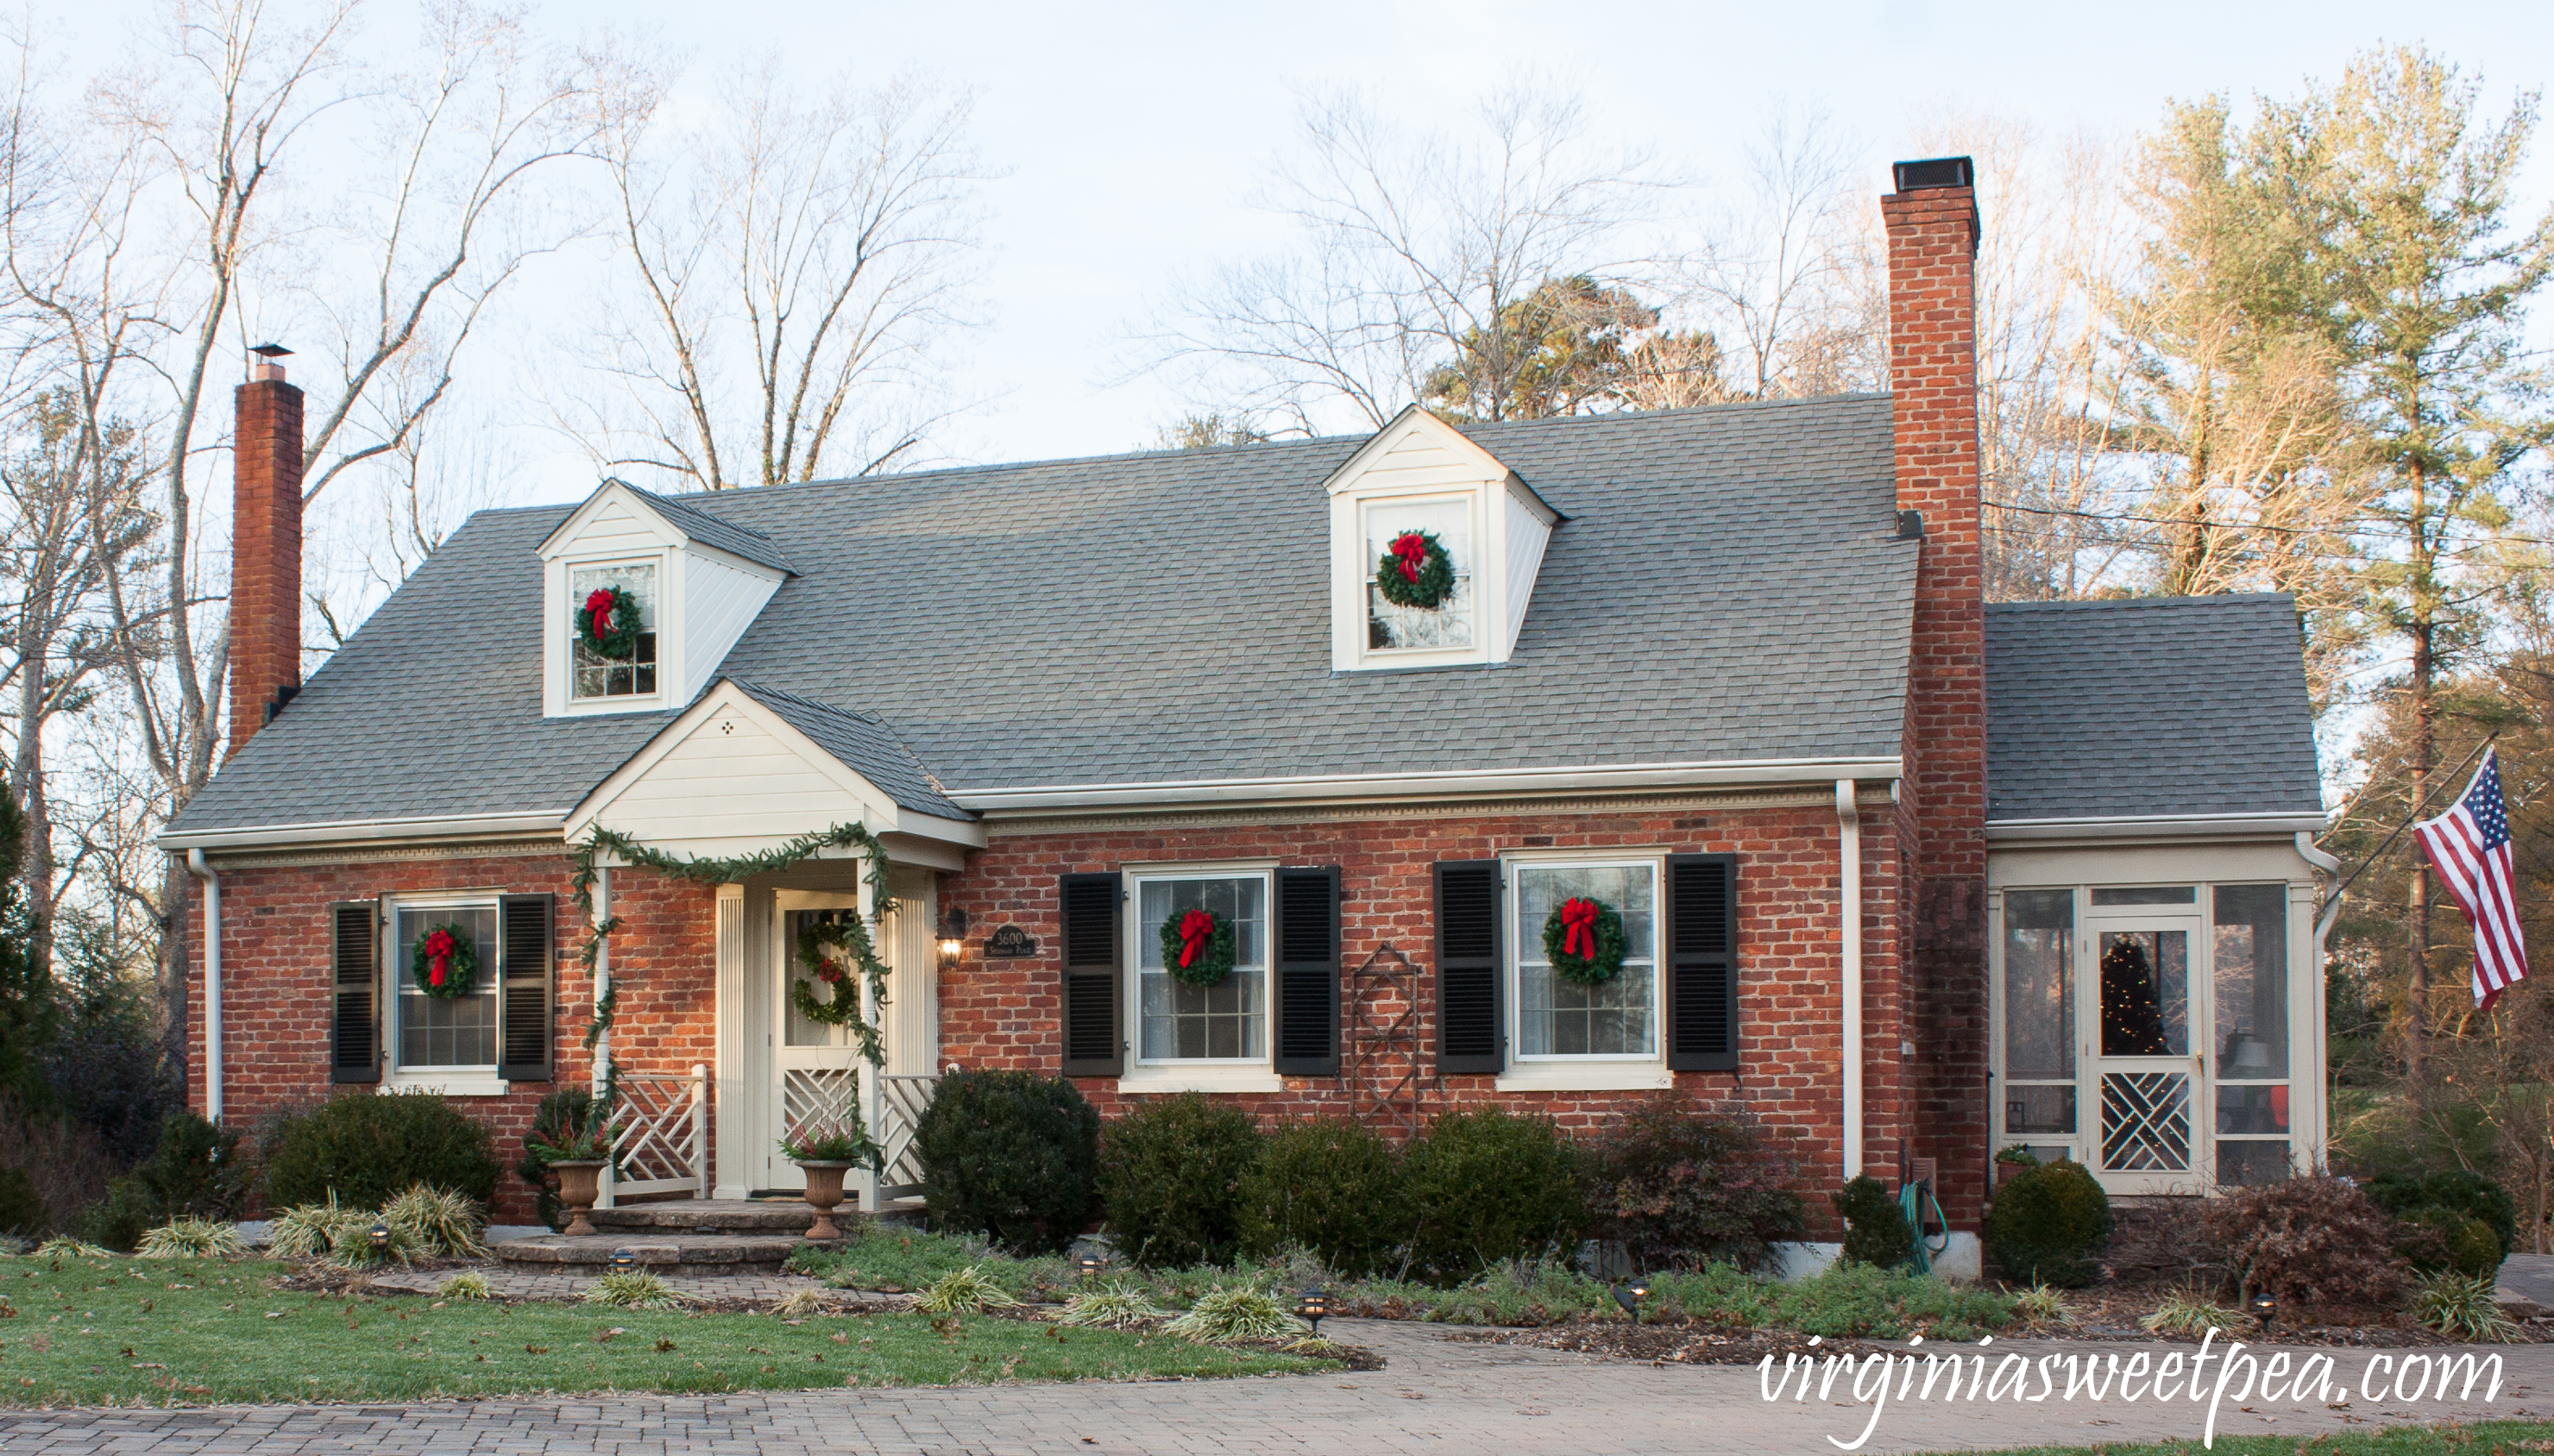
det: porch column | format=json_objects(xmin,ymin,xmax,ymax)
[{"xmin": 593, "ymin": 862, "xmax": 613, "ymax": 1209}]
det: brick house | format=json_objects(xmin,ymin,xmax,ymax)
[{"xmin": 163, "ymin": 158, "xmax": 2330, "ymax": 1255}]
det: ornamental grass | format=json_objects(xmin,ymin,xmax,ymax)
[
  {"xmin": 2412, "ymin": 1271, "xmax": 2522, "ymax": 1342},
  {"xmin": 1055, "ymin": 1277, "xmax": 1167, "ymax": 1329},
  {"xmin": 267, "ymin": 1196, "xmax": 374, "ymax": 1260},
  {"xmin": 438, "ymin": 1271, "xmax": 494, "ymax": 1301},
  {"xmin": 135, "ymin": 1218, "xmax": 248, "ymax": 1259},
  {"xmin": 1161, "ymin": 1286, "xmax": 1309, "ymax": 1344},
  {"xmin": 383, "ymin": 1183, "xmax": 488, "ymax": 1258},
  {"xmin": 2140, "ymin": 1285, "xmax": 2243, "ymax": 1336},
  {"xmin": 33, "ymin": 1236, "xmax": 114, "ymax": 1258},
  {"xmin": 584, "ymin": 1271, "xmax": 688, "ymax": 1309},
  {"xmin": 915, "ymin": 1265, "xmax": 1022, "ymax": 1315}
]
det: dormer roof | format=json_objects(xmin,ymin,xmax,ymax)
[{"xmin": 536, "ymin": 479, "xmax": 797, "ymax": 575}]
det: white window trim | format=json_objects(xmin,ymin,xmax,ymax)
[
  {"xmin": 382, "ymin": 892, "xmax": 508, "ymax": 1095},
  {"xmin": 1494, "ymin": 852, "xmax": 1668, "ymax": 1092},
  {"xmin": 1116, "ymin": 863, "xmax": 1280, "ymax": 1094},
  {"xmin": 550, "ymin": 549, "xmax": 675, "ymax": 717},
  {"xmin": 1349, "ymin": 491, "xmax": 1487, "ymax": 669}
]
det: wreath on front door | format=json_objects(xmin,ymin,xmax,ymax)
[
  {"xmin": 1160, "ymin": 908, "xmax": 1236, "ymax": 988},
  {"xmin": 411, "ymin": 923, "xmax": 481, "ymax": 999},
  {"xmin": 576, "ymin": 585, "xmax": 643, "ymax": 658},
  {"xmin": 1375, "ymin": 530, "xmax": 1456, "ymax": 611},
  {"xmin": 790, "ymin": 915, "xmax": 875, "ymax": 1026},
  {"xmin": 1542, "ymin": 896, "xmax": 1627, "ymax": 986}
]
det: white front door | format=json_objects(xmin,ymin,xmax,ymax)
[
  {"xmin": 766, "ymin": 891, "xmax": 865, "ymax": 1192},
  {"xmin": 2084, "ymin": 902, "xmax": 2204, "ymax": 1194}
]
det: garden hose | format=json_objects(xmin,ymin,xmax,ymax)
[{"xmin": 1901, "ymin": 1180, "xmax": 1950, "ymax": 1274}]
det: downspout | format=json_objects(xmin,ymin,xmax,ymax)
[
  {"xmin": 1837, "ymin": 780, "xmax": 1862, "ymax": 1182},
  {"xmin": 184, "ymin": 849, "xmax": 223, "ymax": 1125},
  {"xmin": 2296, "ymin": 832, "xmax": 2343, "ymax": 947},
  {"xmin": 2297, "ymin": 831, "xmax": 2341, "ymax": 1175}
]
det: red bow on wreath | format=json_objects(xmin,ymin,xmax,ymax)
[
  {"xmin": 1558, "ymin": 898, "xmax": 1600, "ymax": 960},
  {"xmin": 583, "ymin": 587, "xmax": 617, "ymax": 640},
  {"xmin": 1177, "ymin": 909, "xmax": 1216, "ymax": 969},
  {"xmin": 1389, "ymin": 532, "xmax": 1429, "ymax": 584},
  {"xmin": 423, "ymin": 929, "xmax": 457, "ymax": 988},
  {"xmin": 814, "ymin": 958, "xmax": 843, "ymax": 985}
]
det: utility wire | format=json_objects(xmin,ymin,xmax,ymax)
[
  {"xmin": 2325, "ymin": 732, "xmax": 2498, "ymax": 904},
  {"xmin": 1988, "ymin": 499, "xmax": 2554, "ymax": 552}
]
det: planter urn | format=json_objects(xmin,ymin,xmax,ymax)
[
  {"xmin": 794, "ymin": 1160, "xmax": 856, "ymax": 1240},
  {"xmin": 549, "ymin": 1159, "xmax": 607, "ymax": 1237}
]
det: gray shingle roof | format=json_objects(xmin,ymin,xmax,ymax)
[
  {"xmin": 632, "ymin": 486, "xmax": 796, "ymax": 574},
  {"xmin": 1984, "ymin": 594, "xmax": 2324, "ymax": 822},
  {"xmin": 172, "ymin": 396, "xmax": 1925, "ymax": 836},
  {"xmin": 724, "ymin": 679, "xmax": 968, "ymax": 822}
]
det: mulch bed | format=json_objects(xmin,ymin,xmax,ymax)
[{"xmin": 1451, "ymin": 1323, "xmax": 1896, "ymax": 1365}]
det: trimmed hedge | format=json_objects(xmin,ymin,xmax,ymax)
[
  {"xmin": 1402, "ymin": 1107, "xmax": 1583, "ymax": 1284},
  {"xmin": 912, "ymin": 1070, "xmax": 1101, "ymax": 1253},
  {"xmin": 1983, "ymin": 1158, "xmax": 2112, "ymax": 1286},
  {"xmin": 263, "ymin": 1091, "xmax": 500, "ymax": 1210},
  {"xmin": 1235, "ymin": 1117, "xmax": 1407, "ymax": 1277},
  {"xmin": 1833, "ymin": 1175, "xmax": 1916, "ymax": 1270},
  {"xmin": 1585, "ymin": 1094, "xmax": 1806, "ymax": 1272},
  {"xmin": 1099, "ymin": 1094, "xmax": 1263, "ymax": 1266}
]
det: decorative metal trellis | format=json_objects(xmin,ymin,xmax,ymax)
[{"xmin": 1343, "ymin": 943, "xmax": 1432, "ymax": 1141}]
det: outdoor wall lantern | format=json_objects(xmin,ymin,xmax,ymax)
[
  {"xmin": 2249, "ymin": 1290, "xmax": 2276, "ymax": 1330},
  {"xmin": 612, "ymin": 1248, "xmax": 638, "ymax": 1275},
  {"xmin": 1298, "ymin": 1288, "xmax": 1330, "ymax": 1339},
  {"xmin": 937, "ymin": 909, "xmax": 969, "ymax": 971},
  {"xmin": 1614, "ymin": 1280, "xmax": 1649, "ymax": 1322}
]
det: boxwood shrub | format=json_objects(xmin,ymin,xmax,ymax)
[
  {"xmin": 1401, "ymin": 1107, "xmax": 1583, "ymax": 1284},
  {"xmin": 263, "ymin": 1090, "xmax": 500, "ymax": 1210},
  {"xmin": 1983, "ymin": 1158, "xmax": 2111, "ymax": 1286},
  {"xmin": 1235, "ymin": 1116, "xmax": 1407, "ymax": 1277},
  {"xmin": 1099, "ymin": 1093, "xmax": 1263, "ymax": 1266},
  {"xmin": 911, "ymin": 1070, "xmax": 1101, "ymax": 1253}
]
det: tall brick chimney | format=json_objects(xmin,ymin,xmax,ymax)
[
  {"xmin": 1882, "ymin": 157, "xmax": 1991, "ymax": 1227},
  {"xmin": 228, "ymin": 344, "xmax": 303, "ymax": 758}
]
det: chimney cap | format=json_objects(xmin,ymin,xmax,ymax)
[
  {"xmin": 249, "ymin": 342, "xmax": 293, "ymax": 358},
  {"xmin": 1891, "ymin": 156, "xmax": 1974, "ymax": 192}
]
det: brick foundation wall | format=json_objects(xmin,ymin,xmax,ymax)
[
  {"xmin": 185, "ymin": 849, "xmax": 716, "ymax": 1225},
  {"xmin": 1884, "ymin": 168, "xmax": 1992, "ymax": 1228}
]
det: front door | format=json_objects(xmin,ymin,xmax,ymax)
[
  {"xmin": 2085, "ymin": 901, "xmax": 2203, "ymax": 1193},
  {"xmin": 765, "ymin": 893, "xmax": 865, "ymax": 1192}
]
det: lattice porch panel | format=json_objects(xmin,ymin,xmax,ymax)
[
  {"xmin": 2100, "ymin": 1070, "xmax": 2192, "ymax": 1172},
  {"xmin": 783, "ymin": 1068, "xmax": 861, "ymax": 1139},
  {"xmin": 876, "ymin": 1075, "xmax": 939, "ymax": 1193},
  {"xmin": 612, "ymin": 1071, "xmax": 705, "ymax": 1195}
]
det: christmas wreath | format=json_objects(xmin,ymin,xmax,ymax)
[
  {"xmin": 1159, "ymin": 908, "xmax": 1236, "ymax": 988},
  {"xmin": 1375, "ymin": 530, "xmax": 1456, "ymax": 611},
  {"xmin": 412, "ymin": 922, "xmax": 481, "ymax": 999},
  {"xmin": 576, "ymin": 585, "xmax": 643, "ymax": 658},
  {"xmin": 1541, "ymin": 896, "xmax": 1627, "ymax": 986},
  {"xmin": 790, "ymin": 916, "xmax": 872, "ymax": 1026}
]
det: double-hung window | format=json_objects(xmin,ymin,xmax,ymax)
[
  {"xmin": 1362, "ymin": 497, "xmax": 1475, "ymax": 652},
  {"xmin": 1503, "ymin": 857, "xmax": 1668, "ymax": 1089},
  {"xmin": 569, "ymin": 560, "xmax": 659, "ymax": 700},
  {"xmin": 1127, "ymin": 869, "xmax": 1274, "ymax": 1086},
  {"xmin": 388, "ymin": 898, "xmax": 500, "ymax": 1091}
]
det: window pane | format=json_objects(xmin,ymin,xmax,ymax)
[
  {"xmin": 1137, "ymin": 876, "xmax": 1266, "ymax": 1061},
  {"xmin": 2098, "ymin": 929, "xmax": 2188, "ymax": 1057},
  {"xmin": 2216, "ymin": 1083, "xmax": 2289, "ymax": 1135},
  {"xmin": 1365, "ymin": 499, "xmax": 1474, "ymax": 650},
  {"xmin": 2090, "ymin": 886, "xmax": 2196, "ymax": 906},
  {"xmin": 786, "ymin": 910, "xmax": 859, "ymax": 1048},
  {"xmin": 2005, "ymin": 1083, "xmax": 2077, "ymax": 1135},
  {"xmin": 569, "ymin": 562, "xmax": 659, "ymax": 700},
  {"xmin": 1515, "ymin": 863, "xmax": 1657, "ymax": 1058},
  {"xmin": 2217, "ymin": 1140, "xmax": 2292, "ymax": 1188},
  {"xmin": 2212, "ymin": 884, "xmax": 2289, "ymax": 1079},
  {"xmin": 394, "ymin": 905, "xmax": 498, "ymax": 1069},
  {"xmin": 2003, "ymin": 888, "xmax": 2073, "ymax": 1081}
]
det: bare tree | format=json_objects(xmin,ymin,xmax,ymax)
[
  {"xmin": 563, "ymin": 60, "xmax": 988, "ymax": 490},
  {"xmin": 1671, "ymin": 107, "xmax": 1875, "ymax": 400},
  {"xmin": 1145, "ymin": 82, "xmax": 1663, "ymax": 435}
]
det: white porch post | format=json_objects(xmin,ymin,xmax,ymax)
[
  {"xmin": 855, "ymin": 864, "xmax": 880, "ymax": 1214},
  {"xmin": 593, "ymin": 861, "xmax": 613, "ymax": 1210},
  {"xmin": 1836, "ymin": 779, "xmax": 1863, "ymax": 1183}
]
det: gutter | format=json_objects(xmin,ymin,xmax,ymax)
[
  {"xmin": 2294, "ymin": 831, "xmax": 2344, "ymax": 952},
  {"xmin": 184, "ymin": 849, "xmax": 222, "ymax": 1125},
  {"xmin": 1836, "ymin": 780, "xmax": 1861, "ymax": 1183},
  {"xmin": 1985, "ymin": 812, "xmax": 2329, "ymax": 844},
  {"xmin": 158, "ymin": 811, "xmax": 568, "ymax": 852},
  {"xmin": 953, "ymin": 756, "xmax": 1905, "ymax": 813}
]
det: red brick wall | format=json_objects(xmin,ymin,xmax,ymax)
[
  {"xmin": 186, "ymin": 850, "xmax": 716, "ymax": 1224},
  {"xmin": 228, "ymin": 375, "xmax": 304, "ymax": 760},
  {"xmin": 1884, "ymin": 172, "xmax": 1991, "ymax": 1227}
]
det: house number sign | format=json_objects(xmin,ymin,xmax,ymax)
[{"xmin": 984, "ymin": 925, "xmax": 1037, "ymax": 958}]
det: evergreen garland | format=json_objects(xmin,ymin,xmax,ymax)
[
  {"xmin": 1541, "ymin": 895, "xmax": 1628, "ymax": 986},
  {"xmin": 576, "ymin": 585, "xmax": 643, "ymax": 658},
  {"xmin": 1375, "ymin": 530, "xmax": 1456, "ymax": 610},
  {"xmin": 1157, "ymin": 908, "xmax": 1236, "ymax": 988},
  {"xmin": 410, "ymin": 922, "xmax": 481, "ymax": 999}
]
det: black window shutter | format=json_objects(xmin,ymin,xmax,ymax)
[
  {"xmin": 1272, "ymin": 866, "xmax": 1341, "ymax": 1076},
  {"xmin": 1059, "ymin": 873, "xmax": 1123, "ymax": 1076},
  {"xmin": 498, "ymin": 894, "xmax": 556, "ymax": 1083},
  {"xmin": 1666, "ymin": 854, "xmax": 1739, "ymax": 1071},
  {"xmin": 329, "ymin": 900, "xmax": 381, "ymax": 1084},
  {"xmin": 1434, "ymin": 860, "xmax": 1502, "ymax": 1075}
]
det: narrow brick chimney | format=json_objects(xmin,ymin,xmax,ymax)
[
  {"xmin": 228, "ymin": 344, "xmax": 303, "ymax": 758},
  {"xmin": 1882, "ymin": 157, "xmax": 1991, "ymax": 1227}
]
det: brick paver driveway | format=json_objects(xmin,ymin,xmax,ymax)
[{"xmin": 15, "ymin": 1321, "xmax": 2554, "ymax": 1455}]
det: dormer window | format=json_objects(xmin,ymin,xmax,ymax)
[
  {"xmin": 1366, "ymin": 499, "xmax": 1475, "ymax": 651},
  {"xmin": 1324, "ymin": 406, "xmax": 1560, "ymax": 673},
  {"xmin": 570, "ymin": 561, "xmax": 660, "ymax": 700}
]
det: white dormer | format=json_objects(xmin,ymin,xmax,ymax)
[
  {"xmin": 537, "ymin": 480, "xmax": 796, "ymax": 717},
  {"xmin": 1324, "ymin": 406, "xmax": 1561, "ymax": 672}
]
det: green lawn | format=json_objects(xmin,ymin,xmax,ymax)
[
  {"xmin": 0, "ymin": 1256, "xmax": 1330, "ymax": 1406},
  {"xmin": 1930, "ymin": 1420, "xmax": 2554, "ymax": 1456}
]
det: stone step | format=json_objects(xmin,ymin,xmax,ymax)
[
  {"xmin": 588, "ymin": 1199, "xmax": 821, "ymax": 1235},
  {"xmin": 494, "ymin": 1233, "xmax": 816, "ymax": 1272}
]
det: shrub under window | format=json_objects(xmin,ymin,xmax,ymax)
[
  {"xmin": 264, "ymin": 1090, "xmax": 501, "ymax": 1210},
  {"xmin": 912, "ymin": 1070, "xmax": 1102, "ymax": 1254}
]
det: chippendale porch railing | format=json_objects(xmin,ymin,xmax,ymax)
[
  {"xmin": 603, "ymin": 1064, "xmax": 710, "ymax": 1205},
  {"xmin": 872, "ymin": 1073, "xmax": 940, "ymax": 1201}
]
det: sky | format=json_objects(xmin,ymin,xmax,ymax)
[{"xmin": 45, "ymin": 0, "xmax": 2554, "ymax": 504}]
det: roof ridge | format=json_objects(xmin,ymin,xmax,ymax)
[{"xmin": 725, "ymin": 676, "xmax": 884, "ymax": 725}]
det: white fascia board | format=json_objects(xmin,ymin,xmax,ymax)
[
  {"xmin": 953, "ymin": 756, "xmax": 1904, "ymax": 813},
  {"xmin": 1985, "ymin": 811, "xmax": 2331, "ymax": 843},
  {"xmin": 537, "ymin": 480, "xmax": 685, "ymax": 560},
  {"xmin": 158, "ymin": 812, "xmax": 569, "ymax": 852}
]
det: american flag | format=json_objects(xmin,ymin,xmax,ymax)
[{"xmin": 2413, "ymin": 749, "xmax": 2530, "ymax": 1010}]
